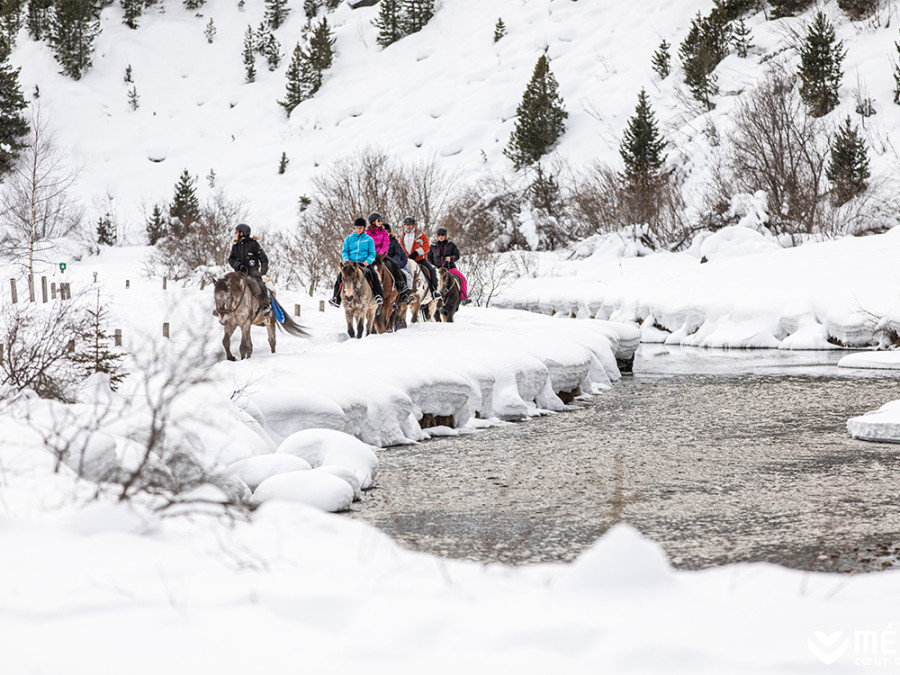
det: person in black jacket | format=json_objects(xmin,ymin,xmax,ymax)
[
  {"xmin": 428, "ymin": 227, "xmax": 469, "ymax": 303},
  {"xmin": 228, "ymin": 223, "xmax": 271, "ymax": 315}
]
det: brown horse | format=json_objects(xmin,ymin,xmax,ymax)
[
  {"xmin": 403, "ymin": 260, "xmax": 439, "ymax": 327},
  {"xmin": 213, "ymin": 272, "xmax": 308, "ymax": 360},
  {"xmin": 373, "ymin": 255, "xmax": 399, "ymax": 334},
  {"xmin": 436, "ymin": 268, "xmax": 461, "ymax": 323},
  {"xmin": 340, "ymin": 260, "xmax": 379, "ymax": 338}
]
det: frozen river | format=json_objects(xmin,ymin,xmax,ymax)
[{"xmin": 349, "ymin": 345, "xmax": 900, "ymax": 572}]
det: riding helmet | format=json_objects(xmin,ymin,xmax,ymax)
[
  {"xmin": 368, "ymin": 212, "xmax": 383, "ymax": 224},
  {"xmin": 383, "ymin": 223, "xmax": 392, "ymax": 232},
  {"xmin": 402, "ymin": 217, "xmax": 416, "ymax": 226},
  {"xmin": 436, "ymin": 227, "xmax": 448, "ymax": 236},
  {"xmin": 235, "ymin": 223, "xmax": 251, "ymax": 238},
  {"xmin": 353, "ymin": 217, "xmax": 367, "ymax": 229}
]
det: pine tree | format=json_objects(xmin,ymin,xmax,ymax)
[
  {"xmin": 826, "ymin": 115, "xmax": 870, "ymax": 205},
  {"xmin": 0, "ymin": 0, "xmax": 24, "ymax": 54},
  {"xmin": 262, "ymin": 32, "xmax": 282, "ymax": 71},
  {"xmin": 278, "ymin": 151, "xmax": 288, "ymax": 174},
  {"xmin": 651, "ymin": 39, "xmax": 670, "ymax": 79},
  {"xmin": 679, "ymin": 10, "xmax": 730, "ymax": 110},
  {"xmin": 127, "ymin": 85, "xmax": 139, "ymax": 110},
  {"xmin": 402, "ymin": 0, "xmax": 433, "ymax": 35},
  {"xmin": 204, "ymin": 17, "xmax": 216, "ymax": 44},
  {"xmin": 279, "ymin": 42, "xmax": 305, "ymax": 115},
  {"xmin": 96, "ymin": 212, "xmax": 116, "ymax": 246},
  {"xmin": 493, "ymin": 18, "xmax": 506, "ymax": 43},
  {"xmin": 837, "ymin": 0, "xmax": 879, "ymax": 21},
  {"xmin": 242, "ymin": 25, "xmax": 256, "ymax": 83},
  {"xmin": 306, "ymin": 16, "xmax": 335, "ymax": 74},
  {"xmin": 894, "ymin": 34, "xmax": 900, "ymax": 105},
  {"xmin": 48, "ymin": 0, "xmax": 101, "ymax": 81},
  {"xmin": 798, "ymin": 11, "xmax": 845, "ymax": 118},
  {"xmin": 121, "ymin": 0, "xmax": 142, "ymax": 30},
  {"xmin": 26, "ymin": 0, "xmax": 52, "ymax": 41},
  {"xmin": 0, "ymin": 46, "xmax": 30, "ymax": 179},
  {"xmin": 124, "ymin": 64, "xmax": 132, "ymax": 83},
  {"xmin": 146, "ymin": 204, "xmax": 167, "ymax": 245},
  {"xmin": 70, "ymin": 290, "xmax": 126, "ymax": 391},
  {"xmin": 169, "ymin": 170, "xmax": 200, "ymax": 239},
  {"xmin": 768, "ymin": 0, "xmax": 814, "ymax": 18},
  {"xmin": 373, "ymin": 0, "xmax": 404, "ymax": 48},
  {"xmin": 184, "ymin": 0, "xmax": 205, "ymax": 10},
  {"xmin": 504, "ymin": 54, "xmax": 568, "ymax": 171},
  {"xmin": 265, "ymin": 0, "xmax": 289, "ymax": 30},
  {"xmin": 619, "ymin": 88, "xmax": 666, "ymax": 190},
  {"xmin": 731, "ymin": 18, "xmax": 752, "ymax": 58}
]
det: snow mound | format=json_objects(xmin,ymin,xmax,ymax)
[{"xmin": 251, "ymin": 469, "xmax": 355, "ymax": 512}]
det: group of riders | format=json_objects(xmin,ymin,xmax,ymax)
[{"xmin": 227, "ymin": 213, "xmax": 469, "ymax": 318}]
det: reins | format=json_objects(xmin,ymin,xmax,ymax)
[{"xmin": 217, "ymin": 276, "xmax": 248, "ymax": 315}]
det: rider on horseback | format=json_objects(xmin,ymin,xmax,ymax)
[
  {"xmin": 366, "ymin": 212, "xmax": 412, "ymax": 303},
  {"xmin": 400, "ymin": 216, "xmax": 441, "ymax": 300},
  {"xmin": 228, "ymin": 223, "xmax": 270, "ymax": 316},
  {"xmin": 329, "ymin": 217, "xmax": 384, "ymax": 309},
  {"xmin": 383, "ymin": 223, "xmax": 414, "ymax": 298},
  {"xmin": 428, "ymin": 227, "xmax": 470, "ymax": 304}
]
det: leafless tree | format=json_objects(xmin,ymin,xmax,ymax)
[{"xmin": 0, "ymin": 104, "xmax": 84, "ymax": 277}]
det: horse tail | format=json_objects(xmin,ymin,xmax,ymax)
[{"xmin": 270, "ymin": 292, "xmax": 309, "ymax": 338}]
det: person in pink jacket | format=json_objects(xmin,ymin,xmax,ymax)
[{"xmin": 366, "ymin": 211, "xmax": 410, "ymax": 302}]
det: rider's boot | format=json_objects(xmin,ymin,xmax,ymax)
[{"xmin": 329, "ymin": 295, "xmax": 341, "ymax": 308}]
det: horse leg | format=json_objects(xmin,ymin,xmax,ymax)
[
  {"xmin": 240, "ymin": 322, "xmax": 253, "ymax": 359},
  {"xmin": 267, "ymin": 316, "xmax": 277, "ymax": 353},
  {"xmin": 223, "ymin": 324, "xmax": 237, "ymax": 361},
  {"xmin": 356, "ymin": 318, "xmax": 365, "ymax": 339}
]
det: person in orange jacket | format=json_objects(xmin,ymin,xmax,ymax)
[{"xmin": 400, "ymin": 216, "xmax": 440, "ymax": 300}]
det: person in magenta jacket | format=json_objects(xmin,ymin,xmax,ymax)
[
  {"xmin": 366, "ymin": 212, "xmax": 410, "ymax": 302},
  {"xmin": 328, "ymin": 218, "xmax": 384, "ymax": 308}
]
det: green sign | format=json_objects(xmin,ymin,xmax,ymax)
[{"xmin": 59, "ymin": 263, "xmax": 66, "ymax": 272}]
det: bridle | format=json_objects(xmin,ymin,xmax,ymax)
[{"xmin": 215, "ymin": 277, "xmax": 248, "ymax": 316}]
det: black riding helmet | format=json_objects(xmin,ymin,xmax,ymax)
[
  {"xmin": 235, "ymin": 223, "xmax": 251, "ymax": 238},
  {"xmin": 368, "ymin": 212, "xmax": 383, "ymax": 224},
  {"xmin": 436, "ymin": 227, "xmax": 448, "ymax": 236},
  {"xmin": 383, "ymin": 223, "xmax": 392, "ymax": 232},
  {"xmin": 402, "ymin": 217, "xmax": 416, "ymax": 226}
]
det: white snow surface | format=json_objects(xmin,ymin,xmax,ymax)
[{"xmin": 5, "ymin": 0, "xmax": 900, "ymax": 671}]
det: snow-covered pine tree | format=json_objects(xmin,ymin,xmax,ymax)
[
  {"xmin": 121, "ymin": 0, "xmax": 142, "ymax": 30},
  {"xmin": 127, "ymin": 85, "xmax": 139, "ymax": 110},
  {"xmin": 265, "ymin": 0, "xmax": 289, "ymax": 30},
  {"xmin": 768, "ymin": 0, "xmax": 814, "ymax": 18},
  {"xmin": 493, "ymin": 17, "xmax": 506, "ymax": 43},
  {"xmin": 837, "ymin": 0, "xmax": 879, "ymax": 21},
  {"xmin": 169, "ymin": 170, "xmax": 200, "ymax": 240},
  {"xmin": 0, "ymin": 0, "xmax": 24, "ymax": 53},
  {"xmin": 402, "ymin": 0, "xmax": 433, "ymax": 35},
  {"xmin": 262, "ymin": 32, "xmax": 282, "ymax": 71},
  {"xmin": 826, "ymin": 115, "xmax": 870, "ymax": 205},
  {"xmin": 374, "ymin": 0, "xmax": 404, "ymax": 48},
  {"xmin": 278, "ymin": 152, "xmax": 288, "ymax": 174},
  {"xmin": 96, "ymin": 212, "xmax": 116, "ymax": 246},
  {"xmin": 306, "ymin": 15, "xmax": 335, "ymax": 76},
  {"xmin": 798, "ymin": 11, "xmax": 845, "ymax": 118},
  {"xmin": 0, "ymin": 45, "xmax": 30, "ymax": 178},
  {"xmin": 204, "ymin": 17, "xmax": 216, "ymax": 44},
  {"xmin": 679, "ymin": 10, "xmax": 730, "ymax": 110},
  {"xmin": 183, "ymin": 0, "xmax": 205, "ymax": 10},
  {"xmin": 279, "ymin": 42, "xmax": 305, "ymax": 115},
  {"xmin": 242, "ymin": 25, "xmax": 256, "ymax": 83},
  {"xmin": 651, "ymin": 40, "xmax": 670, "ymax": 79},
  {"xmin": 146, "ymin": 204, "xmax": 167, "ymax": 245},
  {"xmin": 503, "ymin": 54, "xmax": 568, "ymax": 171},
  {"xmin": 48, "ymin": 0, "xmax": 100, "ymax": 81},
  {"xmin": 619, "ymin": 88, "xmax": 666, "ymax": 192},
  {"xmin": 731, "ymin": 18, "xmax": 752, "ymax": 58},
  {"xmin": 69, "ymin": 290, "xmax": 126, "ymax": 391},
  {"xmin": 26, "ymin": 0, "xmax": 52, "ymax": 41}
]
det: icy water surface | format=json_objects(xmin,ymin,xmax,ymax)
[{"xmin": 349, "ymin": 346, "xmax": 900, "ymax": 572}]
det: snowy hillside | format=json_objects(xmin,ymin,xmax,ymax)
[{"xmin": 11, "ymin": 0, "xmax": 900, "ymax": 244}]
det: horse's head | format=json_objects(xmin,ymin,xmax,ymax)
[{"xmin": 213, "ymin": 277, "xmax": 235, "ymax": 324}]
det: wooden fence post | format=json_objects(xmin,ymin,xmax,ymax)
[
  {"xmin": 162, "ymin": 322, "xmax": 169, "ymax": 338},
  {"xmin": 114, "ymin": 329, "xmax": 122, "ymax": 347},
  {"xmin": 66, "ymin": 340, "xmax": 75, "ymax": 353},
  {"xmin": 200, "ymin": 278, "xmax": 206, "ymax": 291},
  {"xmin": 0, "ymin": 343, "xmax": 3, "ymax": 364},
  {"xmin": 162, "ymin": 277, "xmax": 167, "ymax": 290},
  {"xmin": 9, "ymin": 279, "xmax": 17, "ymax": 304},
  {"xmin": 51, "ymin": 283, "xmax": 57, "ymax": 300},
  {"xmin": 41, "ymin": 276, "xmax": 48, "ymax": 303},
  {"xmin": 27, "ymin": 275, "xmax": 34, "ymax": 302},
  {"xmin": 125, "ymin": 279, "xmax": 130, "ymax": 289},
  {"xmin": 319, "ymin": 300, "xmax": 325, "ymax": 312},
  {"xmin": 294, "ymin": 304, "xmax": 301, "ymax": 317},
  {"xmin": 93, "ymin": 272, "xmax": 98, "ymax": 283}
]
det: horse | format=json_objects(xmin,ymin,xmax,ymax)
[
  {"xmin": 436, "ymin": 267, "xmax": 462, "ymax": 323},
  {"xmin": 373, "ymin": 255, "xmax": 399, "ymax": 334},
  {"xmin": 339, "ymin": 260, "xmax": 379, "ymax": 338},
  {"xmin": 213, "ymin": 272, "xmax": 308, "ymax": 360},
  {"xmin": 403, "ymin": 259, "xmax": 439, "ymax": 326}
]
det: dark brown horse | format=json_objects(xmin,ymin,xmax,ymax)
[
  {"xmin": 436, "ymin": 268, "xmax": 461, "ymax": 323},
  {"xmin": 340, "ymin": 260, "xmax": 379, "ymax": 338},
  {"xmin": 213, "ymin": 272, "xmax": 308, "ymax": 360},
  {"xmin": 373, "ymin": 255, "xmax": 399, "ymax": 334}
]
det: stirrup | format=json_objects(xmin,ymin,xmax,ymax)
[{"xmin": 328, "ymin": 297, "xmax": 340, "ymax": 308}]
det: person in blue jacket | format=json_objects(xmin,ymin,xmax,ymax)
[{"xmin": 329, "ymin": 217, "xmax": 384, "ymax": 308}]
